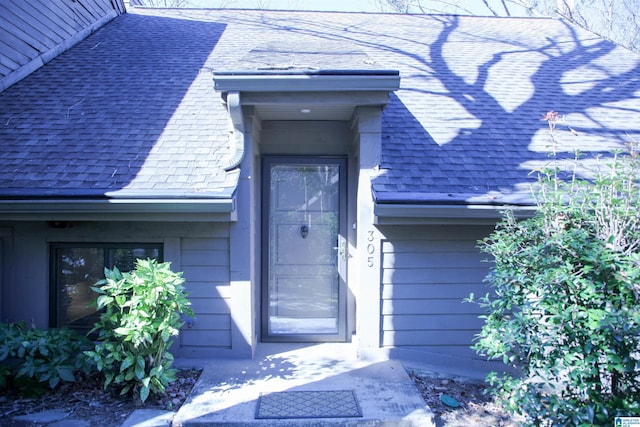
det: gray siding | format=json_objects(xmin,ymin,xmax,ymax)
[
  {"xmin": 0, "ymin": 221, "xmax": 232, "ymax": 353},
  {"xmin": 179, "ymin": 236, "xmax": 232, "ymax": 350},
  {"xmin": 0, "ymin": 0, "xmax": 125, "ymax": 91},
  {"xmin": 379, "ymin": 225, "xmax": 493, "ymax": 359}
]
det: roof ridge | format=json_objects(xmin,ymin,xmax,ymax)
[{"xmin": 127, "ymin": 6, "xmax": 558, "ymax": 20}]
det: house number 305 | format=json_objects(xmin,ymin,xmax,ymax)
[{"xmin": 367, "ymin": 230, "xmax": 375, "ymax": 267}]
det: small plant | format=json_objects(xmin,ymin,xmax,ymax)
[
  {"xmin": 0, "ymin": 322, "xmax": 94, "ymax": 396},
  {"xmin": 85, "ymin": 259, "xmax": 193, "ymax": 403},
  {"xmin": 470, "ymin": 114, "xmax": 640, "ymax": 425}
]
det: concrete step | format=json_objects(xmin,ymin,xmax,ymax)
[{"xmin": 171, "ymin": 344, "xmax": 434, "ymax": 427}]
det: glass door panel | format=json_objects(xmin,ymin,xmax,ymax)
[{"xmin": 263, "ymin": 159, "xmax": 346, "ymax": 340}]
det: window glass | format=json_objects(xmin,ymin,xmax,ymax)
[
  {"xmin": 52, "ymin": 244, "xmax": 161, "ymax": 332},
  {"xmin": 109, "ymin": 247, "xmax": 160, "ymax": 272}
]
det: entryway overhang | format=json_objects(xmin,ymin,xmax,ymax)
[
  {"xmin": 212, "ymin": 69, "xmax": 400, "ymax": 170},
  {"xmin": 213, "ymin": 69, "xmax": 401, "ymax": 94},
  {"xmin": 213, "ymin": 67, "xmax": 400, "ymax": 349},
  {"xmin": 213, "ymin": 69, "xmax": 400, "ymax": 124}
]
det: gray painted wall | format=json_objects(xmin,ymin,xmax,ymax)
[
  {"xmin": 260, "ymin": 121, "xmax": 352, "ymax": 155},
  {"xmin": 178, "ymin": 234, "xmax": 232, "ymax": 352},
  {"xmin": 378, "ymin": 224, "xmax": 494, "ymax": 361},
  {"xmin": 0, "ymin": 210, "xmax": 505, "ymax": 370},
  {"xmin": 0, "ymin": 220, "xmax": 232, "ymax": 355}
]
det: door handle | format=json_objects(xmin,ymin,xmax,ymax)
[{"xmin": 333, "ymin": 237, "xmax": 347, "ymax": 262}]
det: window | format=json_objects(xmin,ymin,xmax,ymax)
[{"xmin": 50, "ymin": 244, "xmax": 162, "ymax": 332}]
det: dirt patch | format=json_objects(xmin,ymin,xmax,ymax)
[
  {"xmin": 0, "ymin": 369, "xmax": 201, "ymax": 427},
  {"xmin": 408, "ymin": 369, "xmax": 523, "ymax": 426}
]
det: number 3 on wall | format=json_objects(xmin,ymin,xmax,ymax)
[{"xmin": 367, "ymin": 230, "xmax": 375, "ymax": 268}]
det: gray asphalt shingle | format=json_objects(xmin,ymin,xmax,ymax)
[
  {"xmin": 0, "ymin": 11, "xmax": 236, "ymax": 198},
  {"xmin": 1, "ymin": 8, "xmax": 639, "ymax": 203}
]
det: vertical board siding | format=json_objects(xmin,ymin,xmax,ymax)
[
  {"xmin": 380, "ymin": 225, "xmax": 493, "ymax": 359},
  {"xmin": 0, "ymin": 0, "xmax": 124, "ymax": 91},
  {"xmin": 180, "ymin": 237, "xmax": 232, "ymax": 349}
]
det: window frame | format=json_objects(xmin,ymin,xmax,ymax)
[{"xmin": 49, "ymin": 242, "xmax": 164, "ymax": 329}]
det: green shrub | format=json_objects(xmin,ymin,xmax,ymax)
[
  {"xmin": 471, "ymin": 120, "xmax": 640, "ymax": 425},
  {"xmin": 0, "ymin": 322, "xmax": 94, "ymax": 395},
  {"xmin": 84, "ymin": 259, "xmax": 193, "ymax": 403}
]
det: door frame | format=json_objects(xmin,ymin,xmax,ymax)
[{"xmin": 260, "ymin": 156, "xmax": 348, "ymax": 343}]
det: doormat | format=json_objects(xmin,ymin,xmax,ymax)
[{"xmin": 255, "ymin": 390, "xmax": 362, "ymax": 419}]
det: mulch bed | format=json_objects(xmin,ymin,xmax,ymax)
[{"xmin": 0, "ymin": 369, "xmax": 201, "ymax": 427}]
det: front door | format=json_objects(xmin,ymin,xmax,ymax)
[{"xmin": 262, "ymin": 158, "xmax": 347, "ymax": 342}]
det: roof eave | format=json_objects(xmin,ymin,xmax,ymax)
[
  {"xmin": 374, "ymin": 203, "xmax": 536, "ymax": 225},
  {"xmin": 0, "ymin": 198, "xmax": 236, "ymax": 222}
]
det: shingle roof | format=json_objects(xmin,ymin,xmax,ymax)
[
  {"xmin": 1, "ymin": 8, "xmax": 639, "ymax": 204},
  {"xmin": 0, "ymin": 11, "xmax": 237, "ymax": 199}
]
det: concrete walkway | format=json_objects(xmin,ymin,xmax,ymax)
[
  {"xmin": 12, "ymin": 343, "xmax": 435, "ymax": 426},
  {"xmin": 170, "ymin": 343, "xmax": 435, "ymax": 426}
]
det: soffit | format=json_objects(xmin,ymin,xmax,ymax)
[
  {"xmin": 224, "ymin": 90, "xmax": 394, "ymax": 121},
  {"xmin": 255, "ymin": 103, "xmax": 355, "ymax": 121}
]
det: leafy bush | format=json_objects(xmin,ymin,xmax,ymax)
[
  {"xmin": 84, "ymin": 259, "xmax": 193, "ymax": 403},
  {"xmin": 0, "ymin": 322, "xmax": 94, "ymax": 395},
  {"xmin": 471, "ymin": 119, "xmax": 640, "ymax": 425}
]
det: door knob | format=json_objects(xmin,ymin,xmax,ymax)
[{"xmin": 300, "ymin": 224, "xmax": 309, "ymax": 238}]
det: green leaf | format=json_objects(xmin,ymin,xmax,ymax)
[
  {"xmin": 139, "ymin": 384, "xmax": 150, "ymax": 402},
  {"xmin": 104, "ymin": 373, "xmax": 114, "ymax": 388},
  {"xmin": 115, "ymin": 295, "xmax": 126, "ymax": 306},
  {"xmin": 120, "ymin": 384, "xmax": 131, "ymax": 395},
  {"xmin": 113, "ymin": 327, "xmax": 131, "ymax": 336},
  {"xmin": 96, "ymin": 295, "xmax": 114, "ymax": 309},
  {"xmin": 135, "ymin": 365, "xmax": 145, "ymax": 381},
  {"xmin": 90, "ymin": 286, "xmax": 105, "ymax": 294},
  {"xmin": 120, "ymin": 356, "xmax": 134, "ymax": 372},
  {"xmin": 56, "ymin": 366, "xmax": 76, "ymax": 382},
  {"xmin": 49, "ymin": 375, "xmax": 60, "ymax": 389}
]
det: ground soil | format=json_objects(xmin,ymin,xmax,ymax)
[
  {"xmin": 408, "ymin": 369, "xmax": 522, "ymax": 426},
  {"xmin": 0, "ymin": 367, "xmax": 519, "ymax": 426},
  {"xmin": 0, "ymin": 369, "xmax": 202, "ymax": 427}
]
